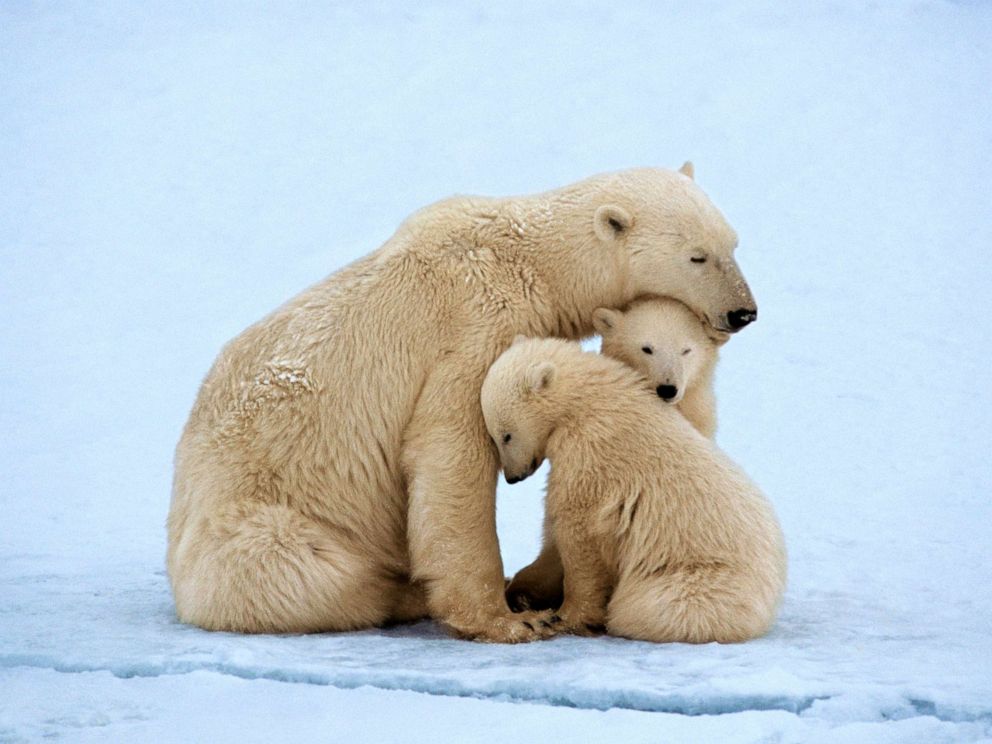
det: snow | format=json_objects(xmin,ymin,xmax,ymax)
[
  {"xmin": 2, "ymin": 1, "xmax": 991, "ymax": 741},
  {"xmin": 9, "ymin": 669, "xmax": 987, "ymax": 744}
]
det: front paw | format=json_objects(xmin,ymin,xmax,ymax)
[
  {"xmin": 555, "ymin": 607, "xmax": 606, "ymax": 637},
  {"xmin": 446, "ymin": 609, "xmax": 560, "ymax": 643}
]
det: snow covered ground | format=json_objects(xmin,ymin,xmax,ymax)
[{"xmin": 2, "ymin": 1, "xmax": 991, "ymax": 741}]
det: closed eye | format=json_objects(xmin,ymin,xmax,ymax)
[
  {"xmin": 641, "ymin": 346, "xmax": 653, "ymax": 355},
  {"xmin": 503, "ymin": 433, "xmax": 512, "ymax": 444},
  {"xmin": 682, "ymin": 348, "xmax": 691, "ymax": 355},
  {"xmin": 690, "ymin": 256, "xmax": 707, "ymax": 264}
]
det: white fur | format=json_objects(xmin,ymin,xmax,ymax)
[
  {"xmin": 596, "ymin": 297, "xmax": 727, "ymax": 438},
  {"xmin": 167, "ymin": 167, "xmax": 754, "ymax": 641},
  {"xmin": 485, "ymin": 338, "xmax": 786, "ymax": 643}
]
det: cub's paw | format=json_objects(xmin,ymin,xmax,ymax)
[
  {"xmin": 448, "ymin": 609, "xmax": 560, "ymax": 643},
  {"xmin": 506, "ymin": 568, "xmax": 563, "ymax": 612},
  {"xmin": 553, "ymin": 609, "xmax": 606, "ymax": 637},
  {"xmin": 505, "ymin": 580, "xmax": 564, "ymax": 613}
]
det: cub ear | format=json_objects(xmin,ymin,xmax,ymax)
[
  {"xmin": 524, "ymin": 361, "xmax": 556, "ymax": 395},
  {"xmin": 678, "ymin": 161, "xmax": 695, "ymax": 180},
  {"xmin": 593, "ymin": 205, "xmax": 633, "ymax": 242},
  {"xmin": 592, "ymin": 307, "xmax": 621, "ymax": 336},
  {"xmin": 510, "ymin": 334, "xmax": 528, "ymax": 347}
]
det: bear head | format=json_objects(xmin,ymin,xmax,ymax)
[
  {"xmin": 591, "ymin": 163, "xmax": 757, "ymax": 333},
  {"xmin": 593, "ymin": 297, "xmax": 727, "ymax": 404},
  {"xmin": 481, "ymin": 337, "xmax": 560, "ymax": 484}
]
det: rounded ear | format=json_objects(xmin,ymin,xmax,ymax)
[
  {"xmin": 592, "ymin": 307, "xmax": 621, "ymax": 336},
  {"xmin": 593, "ymin": 205, "xmax": 633, "ymax": 242},
  {"xmin": 524, "ymin": 361, "xmax": 556, "ymax": 395},
  {"xmin": 678, "ymin": 161, "xmax": 695, "ymax": 180},
  {"xmin": 511, "ymin": 334, "xmax": 528, "ymax": 347}
]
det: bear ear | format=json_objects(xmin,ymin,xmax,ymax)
[
  {"xmin": 511, "ymin": 334, "xmax": 528, "ymax": 347},
  {"xmin": 593, "ymin": 205, "xmax": 633, "ymax": 242},
  {"xmin": 678, "ymin": 161, "xmax": 695, "ymax": 180},
  {"xmin": 592, "ymin": 307, "xmax": 620, "ymax": 336},
  {"xmin": 524, "ymin": 361, "xmax": 556, "ymax": 395}
]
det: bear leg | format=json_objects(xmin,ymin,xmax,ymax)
[
  {"xmin": 170, "ymin": 502, "xmax": 395, "ymax": 633},
  {"xmin": 607, "ymin": 566, "xmax": 775, "ymax": 644},
  {"xmin": 506, "ymin": 541, "xmax": 564, "ymax": 612}
]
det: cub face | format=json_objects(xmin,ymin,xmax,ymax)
[
  {"xmin": 480, "ymin": 338, "xmax": 557, "ymax": 484},
  {"xmin": 593, "ymin": 298, "xmax": 726, "ymax": 404}
]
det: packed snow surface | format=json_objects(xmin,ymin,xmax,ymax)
[{"xmin": 2, "ymin": 1, "xmax": 990, "ymax": 741}]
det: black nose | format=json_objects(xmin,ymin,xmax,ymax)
[
  {"xmin": 657, "ymin": 384, "xmax": 678, "ymax": 400},
  {"xmin": 727, "ymin": 308, "xmax": 757, "ymax": 330}
]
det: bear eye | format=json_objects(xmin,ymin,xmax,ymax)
[
  {"xmin": 690, "ymin": 256, "xmax": 707, "ymax": 264},
  {"xmin": 503, "ymin": 433, "xmax": 512, "ymax": 444},
  {"xmin": 641, "ymin": 346, "xmax": 653, "ymax": 355},
  {"xmin": 682, "ymin": 348, "xmax": 692, "ymax": 356}
]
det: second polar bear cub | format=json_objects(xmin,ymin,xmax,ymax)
[
  {"xmin": 594, "ymin": 297, "xmax": 729, "ymax": 439},
  {"xmin": 482, "ymin": 337, "xmax": 786, "ymax": 643}
]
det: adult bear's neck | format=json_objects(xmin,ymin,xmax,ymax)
[{"xmin": 488, "ymin": 182, "xmax": 628, "ymax": 341}]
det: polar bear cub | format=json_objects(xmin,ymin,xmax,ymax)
[
  {"xmin": 593, "ymin": 297, "xmax": 728, "ymax": 439},
  {"xmin": 505, "ymin": 297, "xmax": 727, "ymax": 612},
  {"xmin": 483, "ymin": 337, "xmax": 786, "ymax": 643}
]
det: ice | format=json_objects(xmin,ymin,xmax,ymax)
[{"xmin": 2, "ymin": 0, "xmax": 991, "ymax": 741}]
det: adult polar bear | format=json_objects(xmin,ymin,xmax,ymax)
[{"xmin": 167, "ymin": 164, "xmax": 757, "ymax": 642}]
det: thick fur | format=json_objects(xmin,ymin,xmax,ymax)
[
  {"xmin": 484, "ymin": 338, "xmax": 786, "ymax": 643},
  {"xmin": 596, "ymin": 297, "xmax": 728, "ymax": 438},
  {"xmin": 167, "ymin": 166, "xmax": 755, "ymax": 641},
  {"xmin": 506, "ymin": 297, "xmax": 727, "ymax": 611}
]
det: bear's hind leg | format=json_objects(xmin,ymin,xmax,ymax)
[
  {"xmin": 385, "ymin": 580, "xmax": 430, "ymax": 625},
  {"xmin": 171, "ymin": 502, "xmax": 395, "ymax": 634},
  {"xmin": 607, "ymin": 565, "xmax": 775, "ymax": 644}
]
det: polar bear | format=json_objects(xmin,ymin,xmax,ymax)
[
  {"xmin": 506, "ymin": 296, "xmax": 728, "ymax": 612},
  {"xmin": 482, "ymin": 337, "xmax": 785, "ymax": 643},
  {"xmin": 594, "ymin": 297, "xmax": 729, "ymax": 438},
  {"xmin": 167, "ymin": 164, "xmax": 758, "ymax": 642}
]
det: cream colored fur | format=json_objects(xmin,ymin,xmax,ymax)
[
  {"xmin": 484, "ymin": 338, "xmax": 785, "ymax": 643},
  {"xmin": 506, "ymin": 297, "xmax": 728, "ymax": 611},
  {"xmin": 596, "ymin": 297, "xmax": 728, "ymax": 438},
  {"xmin": 167, "ymin": 166, "xmax": 755, "ymax": 642}
]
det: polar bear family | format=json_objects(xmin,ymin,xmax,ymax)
[{"xmin": 167, "ymin": 164, "xmax": 783, "ymax": 643}]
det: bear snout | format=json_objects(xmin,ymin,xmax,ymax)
[
  {"xmin": 657, "ymin": 384, "xmax": 678, "ymax": 401},
  {"xmin": 505, "ymin": 468, "xmax": 531, "ymax": 484},
  {"xmin": 726, "ymin": 307, "xmax": 757, "ymax": 331},
  {"xmin": 504, "ymin": 458, "xmax": 543, "ymax": 484}
]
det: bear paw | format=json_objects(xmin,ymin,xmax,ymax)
[
  {"xmin": 506, "ymin": 583, "xmax": 564, "ymax": 613},
  {"xmin": 553, "ymin": 608, "xmax": 606, "ymax": 637},
  {"xmin": 447, "ymin": 609, "xmax": 560, "ymax": 643}
]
